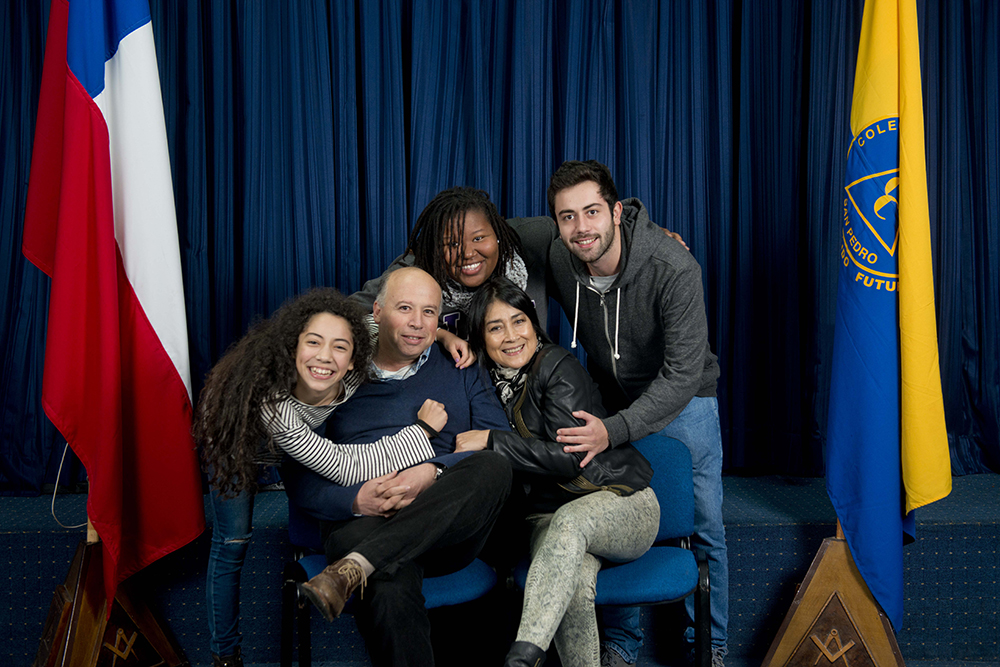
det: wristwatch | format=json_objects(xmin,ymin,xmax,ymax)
[{"xmin": 433, "ymin": 464, "xmax": 446, "ymax": 481}]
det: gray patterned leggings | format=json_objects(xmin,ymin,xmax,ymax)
[{"xmin": 516, "ymin": 487, "xmax": 660, "ymax": 667}]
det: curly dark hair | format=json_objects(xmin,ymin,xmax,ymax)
[
  {"xmin": 406, "ymin": 186, "xmax": 522, "ymax": 289},
  {"xmin": 194, "ymin": 288, "xmax": 372, "ymax": 497}
]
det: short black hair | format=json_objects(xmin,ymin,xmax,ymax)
[
  {"xmin": 467, "ymin": 276, "xmax": 550, "ymax": 368},
  {"xmin": 547, "ymin": 160, "xmax": 619, "ymax": 219},
  {"xmin": 406, "ymin": 186, "xmax": 521, "ymax": 289}
]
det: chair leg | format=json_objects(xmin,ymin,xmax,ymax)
[
  {"xmin": 281, "ymin": 578, "xmax": 296, "ymax": 667},
  {"xmin": 298, "ymin": 590, "xmax": 312, "ymax": 667},
  {"xmin": 694, "ymin": 554, "xmax": 711, "ymax": 667}
]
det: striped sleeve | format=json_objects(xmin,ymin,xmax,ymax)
[{"xmin": 261, "ymin": 397, "xmax": 436, "ymax": 486}]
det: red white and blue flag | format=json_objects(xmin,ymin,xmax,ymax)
[{"xmin": 23, "ymin": 0, "xmax": 204, "ymax": 604}]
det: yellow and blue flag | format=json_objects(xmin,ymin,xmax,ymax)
[{"xmin": 826, "ymin": 0, "xmax": 951, "ymax": 631}]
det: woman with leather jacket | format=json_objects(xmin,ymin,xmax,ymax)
[{"xmin": 457, "ymin": 277, "xmax": 661, "ymax": 667}]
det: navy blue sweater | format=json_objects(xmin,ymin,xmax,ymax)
[{"xmin": 283, "ymin": 344, "xmax": 509, "ymax": 521}]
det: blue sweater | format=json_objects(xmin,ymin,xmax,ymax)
[{"xmin": 283, "ymin": 343, "xmax": 509, "ymax": 521}]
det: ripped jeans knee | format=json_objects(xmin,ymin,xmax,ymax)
[{"xmin": 207, "ymin": 485, "xmax": 256, "ymax": 656}]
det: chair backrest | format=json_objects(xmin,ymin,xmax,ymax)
[
  {"xmin": 286, "ymin": 495, "xmax": 324, "ymax": 552},
  {"xmin": 632, "ymin": 434, "xmax": 694, "ymax": 543}
]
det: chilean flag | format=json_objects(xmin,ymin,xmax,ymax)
[{"xmin": 22, "ymin": 0, "xmax": 205, "ymax": 605}]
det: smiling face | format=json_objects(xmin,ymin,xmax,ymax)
[
  {"xmin": 552, "ymin": 180, "xmax": 623, "ymax": 276},
  {"xmin": 372, "ymin": 268, "xmax": 442, "ymax": 371},
  {"xmin": 293, "ymin": 312, "xmax": 355, "ymax": 405},
  {"xmin": 443, "ymin": 209, "xmax": 500, "ymax": 288},
  {"xmin": 483, "ymin": 299, "xmax": 539, "ymax": 370}
]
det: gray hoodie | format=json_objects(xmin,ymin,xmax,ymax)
[{"xmin": 510, "ymin": 199, "xmax": 720, "ymax": 446}]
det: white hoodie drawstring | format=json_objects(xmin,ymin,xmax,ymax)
[
  {"xmin": 571, "ymin": 280, "xmax": 621, "ymax": 360},
  {"xmin": 570, "ymin": 282, "xmax": 580, "ymax": 349},
  {"xmin": 613, "ymin": 286, "xmax": 622, "ymax": 360}
]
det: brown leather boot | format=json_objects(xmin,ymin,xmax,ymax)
[{"xmin": 297, "ymin": 557, "xmax": 367, "ymax": 621}]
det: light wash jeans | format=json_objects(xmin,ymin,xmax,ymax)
[
  {"xmin": 206, "ymin": 485, "xmax": 255, "ymax": 657},
  {"xmin": 600, "ymin": 396, "xmax": 728, "ymax": 661}
]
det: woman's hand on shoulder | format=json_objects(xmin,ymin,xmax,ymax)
[
  {"xmin": 417, "ymin": 398, "xmax": 448, "ymax": 435},
  {"xmin": 662, "ymin": 227, "xmax": 690, "ymax": 250},
  {"xmin": 436, "ymin": 328, "xmax": 476, "ymax": 368},
  {"xmin": 455, "ymin": 429, "xmax": 490, "ymax": 452}
]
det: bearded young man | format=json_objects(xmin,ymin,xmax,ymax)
[{"xmin": 510, "ymin": 160, "xmax": 728, "ymax": 667}]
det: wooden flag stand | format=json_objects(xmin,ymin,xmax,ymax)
[
  {"xmin": 33, "ymin": 521, "xmax": 189, "ymax": 667},
  {"xmin": 761, "ymin": 522, "xmax": 905, "ymax": 667}
]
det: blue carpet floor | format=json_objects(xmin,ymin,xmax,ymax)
[{"xmin": 2, "ymin": 473, "xmax": 996, "ymax": 666}]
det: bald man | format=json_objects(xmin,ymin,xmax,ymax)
[{"xmin": 283, "ymin": 267, "xmax": 512, "ymax": 667}]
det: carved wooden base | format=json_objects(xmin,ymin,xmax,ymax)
[
  {"xmin": 761, "ymin": 537, "xmax": 905, "ymax": 667},
  {"xmin": 33, "ymin": 540, "xmax": 188, "ymax": 667}
]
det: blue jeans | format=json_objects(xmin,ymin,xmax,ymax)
[
  {"xmin": 206, "ymin": 485, "xmax": 255, "ymax": 657},
  {"xmin": 600, "ymin": 396, "xmax": 729, "ymax": 661}
]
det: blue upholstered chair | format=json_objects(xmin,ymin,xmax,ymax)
[
  {"xmin": 280, "ymin": 499, "xmax": 497, "ymax": 667},
  {"xmin": 512, "ymin": 434, "xmax": 711, "ymax": 667}
]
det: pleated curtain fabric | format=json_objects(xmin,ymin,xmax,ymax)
[{"xmin": 2, "ymin": 0, "xmax": 997, "ymax": 494}]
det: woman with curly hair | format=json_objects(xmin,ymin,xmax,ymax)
[{"xmin": 196, "ymin": 288, "xmax": 455, "ymax": 667}]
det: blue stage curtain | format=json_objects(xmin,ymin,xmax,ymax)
[
  {"xmin": 920, "ymin": 0, "xmax": 1000, "ymax": 475},
  {"xmin": 0, "ymin": 0, "xmax": 83, "ymax": 493},
  {"xmin": 2, "ymin": 0, "xmax": 997, "ymax": 494}
]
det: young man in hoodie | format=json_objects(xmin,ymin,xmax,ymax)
[{"xmin": 509, "ymin": 160, "xmax": 727, "ymax": 667}]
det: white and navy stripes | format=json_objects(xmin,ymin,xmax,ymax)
[{"xmin": 257, "ymin": 371, "xmax": 435, "ymax": 485}]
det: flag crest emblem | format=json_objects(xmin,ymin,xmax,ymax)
[{"xmin": 843, "ymin": 118, "xmax": 901, "ymax": 289}]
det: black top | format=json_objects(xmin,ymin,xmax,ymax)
[{"xmin": 488, "ymin": 344, "xmax": 653, "ymax": 513}]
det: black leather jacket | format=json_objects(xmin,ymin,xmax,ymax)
[{"xmin": 489, "ymin": 344, "xmax": 653, "ymax": 511}]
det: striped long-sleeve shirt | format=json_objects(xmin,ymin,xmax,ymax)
[{"xmin": 257, "ymin": 371, "xmax": 435, "ymax": 486}]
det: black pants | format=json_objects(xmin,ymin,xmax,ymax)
[{"xmin": 321, "ymin": 450, "xmax": 512, "ymax": 667}]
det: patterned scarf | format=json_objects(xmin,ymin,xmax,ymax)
[
  {"xmin": 490, "ymin": 363, "xmax": 530, "ymax": 408},
  {"xmin": 489, "ymin": 341, "xmax": 543, "ymax": 407}
]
